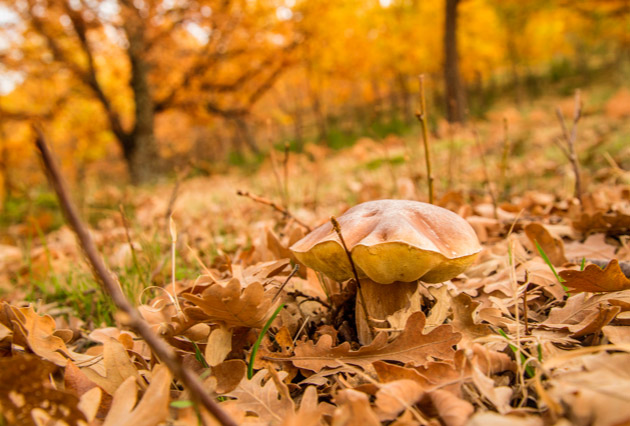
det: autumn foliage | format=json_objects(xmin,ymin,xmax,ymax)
[{"xmin": 1, "ymin": 0, "xmax": 630, "ymax": 425}]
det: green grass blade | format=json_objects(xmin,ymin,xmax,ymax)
[
  {"xmin": 534, "ymin": 240, "xmax": 569, "ymax": 293},
  {"xmin": 248, "ymin": 303, "xmax": 285, "ymax": 379},
  {"xmin": 497, "ymin": 328, "xmax": 535, "ymax": 378}
]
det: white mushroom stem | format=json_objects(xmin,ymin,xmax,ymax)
[{"xmin": 355, "ymin": 278, "xmax": 419, "ymax": 345}]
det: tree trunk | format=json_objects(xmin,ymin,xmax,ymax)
[
  {"xmin": 234, "ymin": 116, "xmax": 260, "ymax": 154},
  {"xmin": 123, "ymin": 9, "xmax": 160, "ymax": 184},
  {"xmin": 444, "ymin": 0, "xmax": 466, "ymax": 123}
]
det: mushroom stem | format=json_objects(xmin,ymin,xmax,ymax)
[{"xmin": 355, "ymin": 279, "xmax": 419, "ymax": 345}]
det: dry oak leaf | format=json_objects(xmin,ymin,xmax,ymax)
[
  {"xmin": 332, "ymin": 389, "xmax": 381, "ymax": 426},
  {"xmin": 81, "ymin": 337, "xmax": 142, "ymax": 396},
  {"xmin": 525, "ymin": 223, "xmax": 567, "ymax": 266},
  {"xmin": 224, "ymin": 369, "xmax": 295, "ymax": 424},
  {"xmin": 0, "ymin": 355, "xmax": 86, "ymax": 426},
  {"xmin": 450, "ymin": 294, "xmax": 492, "ymax": 348},
  {"xmin": 1, "ymin": 303, "xmax": 92, "ymax": 366},
  {"xmin": 547, "ymin": 353, "xmax": 630, "ymax": 426},
  {"xmin": 559, "ymin": 259, "xmax": 630, "ymax": 293},
  {"xmin": 102, "ymin": 364, "xmax": 172, "ymax": 426},
  {"xmin": 182, "ymin": 278, "xmax": 277, "ymax": 328},
  {"xmin": 374, "ymin": 379, "xmax": 424, "ymax": 421},
  {"xmin": 271, "ymin": 312, "xmax": 460, "ymax": 372}
]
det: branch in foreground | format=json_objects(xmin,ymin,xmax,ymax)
[
  {"xmin": 33, "ymin": 126, "xmax": 237, "ymax": 426},
  {"xmin": 236, "ymin": 189, "xmax": 312, "ymax": 232}
]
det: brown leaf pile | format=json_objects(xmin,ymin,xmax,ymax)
[{"xmin": 2, "ymin": 110, "xmax": 630, "ymax": 424}]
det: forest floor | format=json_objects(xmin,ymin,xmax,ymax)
[{"xmin": 1, "ymin": 82, "xmax": 630, "ymax": 425}]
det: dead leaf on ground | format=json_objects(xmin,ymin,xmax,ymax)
[
  {"xmin": 525, "ymin": 222, "xmax": 568, "ymax": 266},
  {"xmin": 82, "ymin": 337, "xmax": 142, "ymax": 396},
  {"xmin": 0, "ymin": 355, "xmax": 86, "ymax": 426},
  {"xmin": 332, "ymin": 389, "xmax": 381, "ymax": 426},
  {"xmin": 271, "ymin": 312, "xmax": 460, "ymax": 372},
  {"xmin": 182, "ymin": 278, "xmax": 278, "ymax": 328},
  {"xmin": 102, "ymin": 364, "xmax": 172, "ymax": 426},
  {"xmin": 224, "ymin": 369, "xmax": 295, "ymax": 424},
  {"xmin": 559, "ymin": 259, "xmax": 630, "ymax": 293}
]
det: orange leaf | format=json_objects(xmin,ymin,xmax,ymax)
[{"xmin": 559, "ymin": 259, "xmax": 630, "ymax": 293}]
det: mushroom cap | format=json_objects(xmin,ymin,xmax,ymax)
[{"xmin": 290, "ymin": 199, "xmax": 481, "ymax": 284}]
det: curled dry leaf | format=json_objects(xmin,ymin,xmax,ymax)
[
  {"xmin": 559, "ymin": 259, "xmax": 630, "ymax": 293},
  {"xmin": 205, "ymin": 325, "xmax": 232, "ymax": 367},
  {"xmin": 374, "ymin": 379, "xmax": 424, "ymax": 421},
  {"xmin": 271, "ymin": 312, "xmax": 460, "ymax": 372},
  {"xmin": 429, "ymin": 389, "xmax": 474, "ymax": 426},
  {"xmin": 0, "ymin": 303, "xmax": 92, "ymax": 366},
  {"xmin": 182, "ymin": 278, "xmax": 278, "ymax": 328},
  {"xmin": 524, "ymin": 222, "xmax": 568, "ymax": 266}
]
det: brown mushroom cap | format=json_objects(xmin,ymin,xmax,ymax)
[{"xmin": 290, "ymin": 199, "xmax": 481, "ymax": 284}]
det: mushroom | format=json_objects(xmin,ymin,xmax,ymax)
[{"xmin": 290, "ymin": 199, "xmax": 481, "ymax": 343}]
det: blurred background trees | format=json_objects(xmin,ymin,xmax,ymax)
[{"xmin": 0, "ymin": 0, "xmax": 628, "ymax": 191}]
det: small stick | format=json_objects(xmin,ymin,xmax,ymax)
[
  {"xmin": 164, "ymin": 166, "xmax": 188, "ymax": 221},
  {"xmin": 119, "ymin": 204, "xmax": 148, "ymax": 288},
  {"xmin": 33, "ymin": 126, "xmax": 238, "ymax": 426},
  {"xmin": 472, "ymin": 127, "xmax": 499, "ymax": 220},
  {"xmin": 236, "ymin": 189, "xmax": 311, "ymax": 232},
  {"xmin": 330, "ymin": 216, "xmax": 371, "ymax": 338},
  {"xmin": 554, "ymin": 90, "xmax": 583, "ymax": 204},
  {"xmin": 414, "ymin": 75, "xmax": 435, "ymax": 204},
  {"xmin": 522, "ymin": 275, "xmax": 531, "ymax": 336},
  {"xmin": 499, "ymin": 118, "xmax": 512, "ymax": 200},
  {"xmin": 283, "ymin": 142, "xmax": 290, "ymax": 208},
  {"xmin": 272, "ymin": 264, "xmax": 300, "ymax": 302}
]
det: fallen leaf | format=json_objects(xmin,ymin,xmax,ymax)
[
  {"xmin": 103, "ymin": 364, "xmax": 172, "ymax": 426},
  {"xmin": 182, "ymin": 278, "xmax": 278, "ymax": 328},
  {"xmin": 429, "ymin": 389, "xmax": 474, "ymax": 426},
  {"xmin": 205, "ymin": 325, "xmax": 232, "ymax": 366},
  {"xmin": 467, "ymin": 411, "xmax": 543, "ymax": 426},
  {"xmin": 82, "ymin": 337, "xmax": 142, "ymax": 396},
  {"xmin": 559, "ymin": 259, "xmax": 630, "ymax": 293},
  {"xmin": 450, "ymin": 294, "xmax": 492, "ymax": 348},
  {"xmin": 332, "ymin": 389, "xmax": 380, "ymax": 426},
  {"xmin": 224, "ymin": 369, "xmax": 295, "ymax": 424},
  {"xmin": 0, "ymin": 355, "xmax": 86, "ymax": 426},
  {"xmin": 1, "ymin": 303, "xmax": 92, "ymax": 366},
  {"xmin": 374, "ymin": 379, "xmax": 424, "ymax": 421},
  {"xmin": 273, "ymin": 312, "xmax": 460, "ymax": 372},
  {"xmin": 547, "ymin": 353, "xmax": 630, "ymax": 426},
  {"xmin": 525, "ymin": 223, "xmax": 567, "ymax": 266}
]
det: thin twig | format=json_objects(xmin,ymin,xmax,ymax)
[
  {"xmin": 236, "ymin": 189, "xmax": 311, "ymax": 231},
  {"xmin": 499, "ymin": 117, "xmax": 512, "ymax": 200},
  {"xmin": 415, "ymin": 75, "xmax": 435, "ymax": 204},
  {"xmin": 283, "ymin": 142, "xmax": 290, "ymax": 208},
  {"xmin": 472, "ymin": 127, "xmax": 499, "ymax": 220},
  {"xmin": 554, "ymin": 90, "xmax": 583, "ymax": 204},
  {"xmin": 119, "ymin": 204, "xmax": 149, "ymax": 288},
  {"xmin": 33, "ymin": 126, "xmax": 238, "ymax": 426},
  {"xmin": 272, "ymin": 264, "xmax": 300, "ymax": 303},
  {"xmin": 330, "ymin": 216, "xmax": 371, "ymax": 339},
  {"xmin": 164, "ymin": 166, "xmax": 188, "ymax": 221}
]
